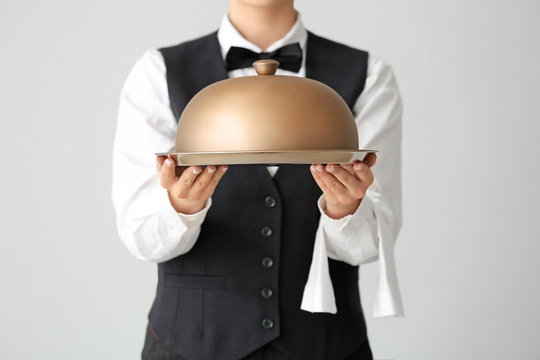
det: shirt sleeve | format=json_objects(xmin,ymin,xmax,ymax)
[
  {"xmin": 320, "ymin": 55, "xmax": 402, "ymax": 265},
  {"xmin": 111, "ymin": 49, "xmax": 210, "ymax": 262},
  {"xmin": 303, "ymin": 55, "xmax": 404, "ymax": 317}
]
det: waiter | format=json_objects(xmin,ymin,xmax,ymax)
[{"xmin": 112, "ymin": 0, "xmax": 404, "ymax": 359}]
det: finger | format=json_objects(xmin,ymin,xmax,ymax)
[
  {"xmin": 159, "ymin": 157, "xmax": 179, "ymax": 188},
  {"xmin": 200, "ymin": 165, "xmax": 229, "ymax": 198},
  {"xmin": 353, "ymin": 162, "xmax": 374, "ymax": 185},
  {"xmin": 189, "ymin": 165, "xmax": 217, "ymax": 198},
  {"xmin": 156, "ymin": 155, "xmax": 167, "ymax": 172},
  {"xmin": 339, "ymin": 162, "xmax": 356, "ymax": 175},
  {"xmin": 310, "ymin": 164, "xmax": 335, "ymax": 196},
  {"xmin": 326, "ymin": 164, "xmax": 361, "ymax": 191},
  {"xmin": 317, "ymin": 165, "xmax": 349, "ymax": 201},
  {"xmin": 361, "ymin": 152, "xmax": 377, "ymax": 168},
  {"xmin": 324, "ymin": 164, "xmax": 362, "ymax": 203},
  {"xmin": 173, "ymin": 166, "xmax": 203, "ymax": 196}
]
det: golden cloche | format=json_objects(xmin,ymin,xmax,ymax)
[{"xmin": 157, "ymin": 60, "xmax": 376, "ymax": 165}]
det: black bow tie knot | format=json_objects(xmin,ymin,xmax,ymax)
[{"xmin": 225, "ymin": 43, "xmax": 302, "ymax": 73}]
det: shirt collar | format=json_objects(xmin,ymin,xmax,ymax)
[{"xmin": 217, "ymin": 12, "xmax": 308, "ymax": 60}]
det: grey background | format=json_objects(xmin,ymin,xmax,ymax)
[{"xmin": 1, "ymin": 0, "xmax": 539, "ymax": 359}]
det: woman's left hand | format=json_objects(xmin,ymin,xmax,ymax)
[{"xmin": 310, "ymin": 152, "xmax": 377, "ymax": 219}]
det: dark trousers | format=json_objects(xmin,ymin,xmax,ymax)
[{"xmin": 142, "ymin": 326, "xmax": 373, "ymax": 360}]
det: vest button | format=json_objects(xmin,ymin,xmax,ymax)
[
  {"xmin": 260, "ymin": 288, "xmax": 274, "ymax": 299},
  {"xmin": 261, "ymin": 257, "xmax": 274, "ymax": 269},
  {"xmin": 260, "ymin": 226, "xmax": 273, "ymax": 238},
  {"xmin": 264, "ymin": 196, "xmax": 277, "ymax": 208},
  {"xmin": 262, "ymin": 318, "xmax": 274, "ymax": 329}
]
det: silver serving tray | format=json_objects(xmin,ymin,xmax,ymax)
[{"xmin": 155, "ymin": 149, "xmax": 378, "ymax": 165}]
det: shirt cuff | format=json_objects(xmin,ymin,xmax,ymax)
[
  {"xmin": 175, "ymin": 198, "xmax": 212, "ymax": 230},
  {"xmin": 301, "ymin": 221, "xmax": 337, "ymax": 314},
  {"xmin": 317, "ymin": 195, "xmax": 378, "ymax": 265},
  {"xmin": 317, "ymin": 195, "xmax": 375, "ymax": 231}
]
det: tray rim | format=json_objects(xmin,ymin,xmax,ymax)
[
  {"xmin": 155, "ymin": 149, "xmax": 379, "ymax": 156},
  {"xmin": 154, "ymin": 149, "xmax": 378, "ymax": 165}
]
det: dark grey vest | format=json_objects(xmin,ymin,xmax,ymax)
[{"xmin": 151, "ymin": 31, "xmax": 369, "ymax": 360}]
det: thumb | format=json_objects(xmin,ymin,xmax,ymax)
[{"xmin": 362, "ymin": 152, "xmax": 377, "ymax": 168}]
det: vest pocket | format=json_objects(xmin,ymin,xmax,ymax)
[{"xmin": 165, "ymin": 274, "xmax": 227, "ymax": 289}]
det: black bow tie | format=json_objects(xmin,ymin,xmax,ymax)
[{"xmin": 225, "ymin": 43, "xmax": 302, "ymax": 73}]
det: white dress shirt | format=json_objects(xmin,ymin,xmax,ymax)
[{"xmin": 112, "ymin": 14, "xmax": 403, "ymax": 317}]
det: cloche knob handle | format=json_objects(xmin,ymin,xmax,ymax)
[{"xmin": 253, "ymin": 59, "xmax": 279, "ymax": 75}]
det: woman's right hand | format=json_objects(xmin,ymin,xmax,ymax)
[{"xmin": 157, "ymin": 155, "xmax": 228, "ymax": 214}]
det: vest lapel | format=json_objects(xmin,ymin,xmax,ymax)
[
  {"xmin": 185, "ymin": 32, "xmax": 228, "ymax": 94},
  {"xmin": 160, "ymin": 32, "xmax": 228, "ymax": 120},
  {"xmin": 305, "ymin": 31, "xmax": 369, "ymax": 111}
]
